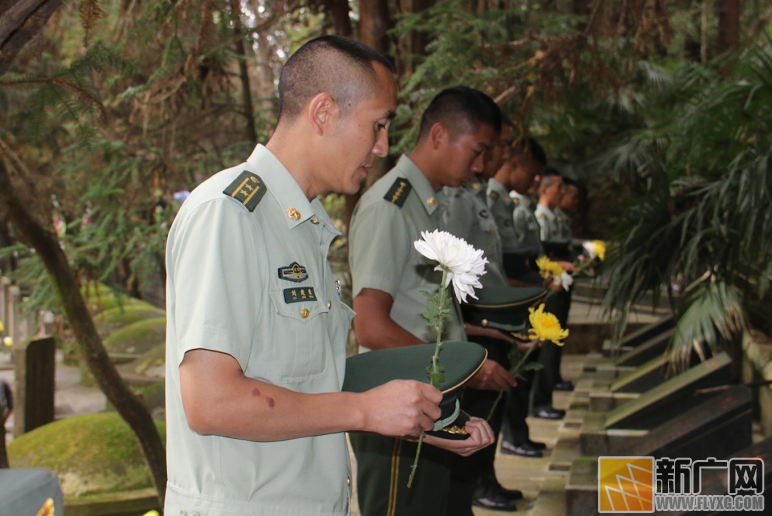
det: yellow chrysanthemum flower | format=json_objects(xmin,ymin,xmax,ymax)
[
  {"xmin": 36, "ymin": 498, "xmax": 54, "ymax": 516},
  {"xmin": 0, "ymin": 320, "xmax": 4, "ymax": 332},
  {"xmin": 535, "ymin": 256, "xmax": 565, "ymax": 279},
  {"xmin": 3, "ymin": 336, "xmax": 11, "ymax": 347},
  {"xmin": 528, "ymin": 304, "xmax": 569, "ymax": 345}
]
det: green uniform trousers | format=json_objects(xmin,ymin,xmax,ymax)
[
  {"xmin": 350, "ymin": 433, "xmax": 451, "ymax": 516},
  {"xmin": 530, "ymin": 288, "xmax": 570, "ymax": 412}
]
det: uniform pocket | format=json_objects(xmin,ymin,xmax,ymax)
[{"xmin": 268, "ymin": 286, "xmax": 331, "ymax": 382}]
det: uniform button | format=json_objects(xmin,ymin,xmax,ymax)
[
  {"xmin": 180, "ymin": 511, "xmax": 187, "ymax": 516},
  {"xmin": 311, "ymin": 219, "xmax": 320, "ymax": 224},
  {"xmin": 347, "ymin": 476, "xmax": 351, "ymax": 486},
  {"xmin": 287, "ymin": 207, "xmax": 301, "ymax": 220},
  {"xmin": 328, "ymin": 301, "xmax": 332, "ymax": 309},
  {"xmin": 301, "ymin": 308, "xmax": 310, "ymax": 318},
  {"xmin": 426, "ymin": 197, "xmax": 436, "ymax": 206}
]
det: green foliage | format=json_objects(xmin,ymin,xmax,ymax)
[{"xmin": 603, "ymin": 38, "xmax": 772, "ymax": 365}]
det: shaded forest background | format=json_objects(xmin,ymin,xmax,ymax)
[{"xmin": 2, "ymin": 0, "xmax": 772, "ymax": 501}]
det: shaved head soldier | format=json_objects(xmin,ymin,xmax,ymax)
[{"xmin": 165, "ymin": 36, "xmax": 452, "ymax": 516}]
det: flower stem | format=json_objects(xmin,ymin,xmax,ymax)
[
  {"xmin": 407, "ymin": 432, "xmax": 424, "ymax": 488},
  {"xmin": 486, "ymin": 340, "xmax": 540, "ymax": 421},
  {"xmin": 409, "ymin": 268, "xmax": 449, "ymax": 488},
  {"xmin": 431, "ymin": 269, "xmax": 448, "ymax": 376}
]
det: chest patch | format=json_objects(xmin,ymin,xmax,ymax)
[
  {"xmin": 278, "ymin": 262, "xmax": 308, "ymax": 282},
  {"xmin": 284, "ymin": 287, "xmax": 317, "ymax": 303},
  {"xmin": 223, "ymin": 171, "xmax": 266, "ymax": 212},
  {"xmin": 384, "ymin": 178, "xmax": 413, "ymax": 207}
]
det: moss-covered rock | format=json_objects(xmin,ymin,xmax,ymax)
[
  {"xmin": 7, "ymin": 413, "xmax": 165, "ymax": 498},
  {"xmin": 103, "ymin": 318, "xmax": 166, "ymax": 356},
  {"xmin": 121, "ymin": 343, "xmax": 165, "ymax": 379},
  {"xmin": 94, "ymin": 305, "xmax": 166, "ymax": 339}
]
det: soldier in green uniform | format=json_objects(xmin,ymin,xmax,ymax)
[
  {"xmin": 535, "ymin": 171, "xmax": 564, "ymax": 242},
  {"xmin": 164, "ymin": 36, "xmax": 481, "ymax": 516},
  {"xmin": 554, "ymin": 177, "xmax": 579, "ymax": 241},
  {"xmin": 443, "ymin": 117, "xmax": 529, "ymax": 511},
  {"xmin": 349, "ymin": 87, "xmax": 510, "ymax": 516},
  {"xmin": 487, "ymin": 139, "xmax": 558, "ymax": 458}
]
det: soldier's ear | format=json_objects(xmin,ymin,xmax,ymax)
[
  {"xmin": 429, "ymin": 122, "xmax": 448, "ymax": 150},
  {"xmin": 307, "ymin": 93, "xmax": 338, "ymax": 136}
]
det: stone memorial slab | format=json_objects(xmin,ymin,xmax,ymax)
[
  {"xmin": 581, "ymin": 353, "xmax": 732, "ymax": 455},
  {"xmin": 567, "ymin": 385, "xmax": 753, "ymax": 516}
]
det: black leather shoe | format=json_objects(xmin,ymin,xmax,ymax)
[
  {"xmin": 496, "ymin": 484, "xmax": 523, "ymax": 500},
  {"xmin": 532, "ymin": 407, "xmax": 565, "ymax": 420},
  {"xmin": 527, "ymin": 439, "xmax": 547, "ymax": 450},
  {"xmin": 472, "ymin": 492, "xmax": 518, "ymax": 511},
  {"xmin": 500, "ymin": 441, "xmax": 543, "ymax": 458},
  {"xmin": 554, "ymin": 381, "xmax": 574, "ymax": 391}
]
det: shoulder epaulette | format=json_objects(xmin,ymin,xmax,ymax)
[
  {"xmin": 223, "ymin": 170, "xmax": 267, "ymax": 212},
  {"xmin": 384, "ymin": 178, "xmax": 412, "ymax": 207},
  {"xmin": 489, "ymin": 191, "xmax": 499, "ymax": 201}
]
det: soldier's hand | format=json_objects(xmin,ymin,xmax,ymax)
[
  {"xmin": 466, "ymin": 359, "xmax": 516, "ymax": 391},
  {"xmin": 361, "ymin": 380, "xmax": 442, "ymax": 438},
  {"xmin": 423, "ymin": 417, "xmax": 495, "ymax": 457}
]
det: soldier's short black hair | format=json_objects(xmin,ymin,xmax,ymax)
[
  {"xmin": 511, "ymin": 137, "xmax": 547, "ymax": 166},
  {"xmin": 278, "ymin": 35, "xmax": 395, "ymax": 121},
  {"xmin": 417, "ymin": 87, "xmax": 502, "ymax": 142},
  {"xmin": 541, "ymin": 167, "xmax": 563, "ymax": 189},
  {"xmin": 562, "ymin": 176, "xmax": 578, "ymax": 188}
]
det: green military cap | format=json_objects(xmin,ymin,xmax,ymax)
[
  {"xmin": 460, "ymin": 286, "xmax": 546, "ymax": 330},
  {"xmin": 502, "ymin": 247, "xmax": 543, "ymax": 284},
  {"xmin": 343, "ymin": 342, "xmax": 487, "ymax": 440},
  {"xmin": 541, "ymin": 239, "xmax": 574, "ymax": 261}
]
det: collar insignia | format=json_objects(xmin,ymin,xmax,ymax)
[
  {"xmin": 223, "ymin": 171, "xmax": 266, "ymax": 212},
  {"xmin": 489, "ymin": 191, "xmax": 499, "ymax": 201},
  {"xmin": 278, "ymin": 262, "xmax": 308, "ymax": 283}
]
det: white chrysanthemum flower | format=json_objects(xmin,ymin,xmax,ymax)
[
  {"xmin": 414, "ymin": 229, "xmax": 488, "ymax": 303},
  {"xmin": 555, "ymin": 271, "xmax": 573, "ymax": 291}
]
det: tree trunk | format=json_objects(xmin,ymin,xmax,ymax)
[
  {"xmin": 0, "ymin": 0, "xmax": 63, "ymax": 77},
  {"xmin": 324, "ymin": 0, "xmax": 353, "ymax": 37},
  {"xmin": 229, "ymin": 0, "xmax": 258, "ymax": 144},
  {"xmin": 0, "ymin": 160, "xmax": 167, "ymax": 503},
  {"xmin": 359, "ymin": 0, "xmax": 391, "ymax": 54},
  {"xmin": 716, "ymin": 0, "xmax": 739, "ymax": 53}
]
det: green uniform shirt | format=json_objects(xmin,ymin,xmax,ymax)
[
  {"xmin": 165, "ymin": 145, "xmax": 354, "ymax": 516},
  {"xmin": 486, "ymin": 178, "xmax": 519, "ymax": 249},
  {"xmin": 349, "ymin": 154, "xmax": 466, "ymax": 347},
  {"xmin": 535, "ymin": 203, "xmax": 562, "ymax": 241},
  {"xmin": 511, "ymin": 190, "xmax": 543, "ymax": 250},
  {"xmin": 443, "ymin": 176, "xmax": 507, "ymax": 288},
  {"xmin": 554, "ymin": 207, "xmax": 572, "ymax": 240}
]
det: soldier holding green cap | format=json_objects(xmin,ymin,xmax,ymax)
[
  {"xmin": 164, "ymin": 36, "xmax": 466, "ymax": 516},
  {"xmin": 349, "ymin": 87, "xmax": 509, "ymax": 516}
]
